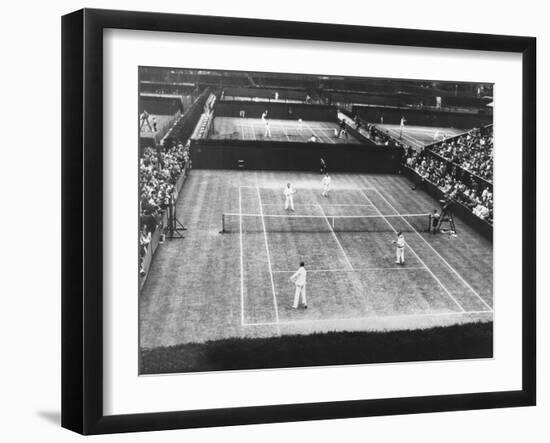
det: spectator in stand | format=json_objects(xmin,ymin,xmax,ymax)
[
  {"xmin": 403, "ymin": 148, "xmax": 493, "ymax": 224},
  {"xmin": 139, "ymin": 141, "xmax": 189, "ymax": 222},
  {"xmin": 473, "ymin": 203, "xmax": 490, "ymax": 220},
  {"xmin": 183, "ymin": 145, "xmax": 191, "ymax": 170},
  {"xmin": 337, "ymin": 120, "xmax": 346, "ymax": 138},
  {"xmin": 367, "ymin": 124, "xmax": 405, "ymax": 150},
  {"xmin": 139, "ymin": 224, "xmax": 151, "ymax": 276},
  {"xmin": 431, "ymin": 209, "xmax": 441, "ymax": 233},
  {"xmin": 429, "ymin": 126, "xmax": 493, "ymax": 182},
  {"xmin": 354, "ymin": 114, "xmax": 362, "ymax": 131}
]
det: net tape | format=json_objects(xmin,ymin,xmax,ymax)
[{"xmin": 222, "ymin": 212, "xmax": 431, "ymax": 233}]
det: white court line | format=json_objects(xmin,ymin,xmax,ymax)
[
  {"xmin": 243, "ymin": 309, "xmax": 493, "ymax": 327},
  {"xmin": 281, "ymin": 124, "xmax": 291, "ymax": 141},
  {"xmin": 386, "ymin": 126, "xmax": 426, "ymax": 148},
  {"xmin": 256, "ymin": 186, "xmax": 281, "ymax": 333},
  {"xmin": 249, "ymin": 121, "xmax": 256, "ymax": 140},
  {"xmin": 371, "ymin": 188, "xmax": 493, "ymax": 312},
  {"xmin": 238, "ymin": 187, "xmax": 245, "ymax": 327},
  {"xmin": 238, "ymin": 122, "xmax": 336, "ymax": 131},
  {"xmin": 316, "ymin": 203, "xmax": 375, "ymax": 207},
  {"xmin": 272, "ymin": 266, "xmax": 426, "ymax": 273},
  {"xmin": 383, "ymin": 126, "xmax": 453, "ymax": 133},
  {"xmin": 317, "ymin": 204, "xmax": 354, "ymax": 270},
  {"xmin": 358, "ymin": 189, "xmax": 466, "ymax": 313},
  {"xmin": 306, "ymin": 122, "xmax": 336, "ymax": 144},
  {"xmin": 401, "ymin": 132, "xmax": 426, "ymax": 147},
  {"xmin": 386, "ymin": 126, "xmax": 424, "ymax": 146}
]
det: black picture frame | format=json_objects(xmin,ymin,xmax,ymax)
[{"xmin": 62, "ymin": 8, "xmax": 536, "ymax": 435}]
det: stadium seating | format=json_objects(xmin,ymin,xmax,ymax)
[
  {"xmin": 139, "ymin": 142, "xmax": 190, "ymax": 279},
  {"xmin": 427, "ymin": 126, "xmax": 493, "ymax": 182},
  {"xmin": 404, "ymin": 143, "xmax": 493, "ymax": 224}
]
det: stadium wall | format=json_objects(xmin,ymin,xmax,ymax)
[
  {"xmin": 139, "ymin": 135, "xmax": 156, "ymax": 153},
  {"xmin": 139, "ymin": 94, "xmax": 184, "ymax": 115},
  {"xmin": 214, "ymin": 100, "xmax": 337, "ymax": 121},
  {"xmin": 222, "ymin": 87, "xmax": 307, "ymax": 101},
  {"xmin": 344, "ymin": 124, "xmax": 379, "ymax": 146},
  {"xmin": 190, "ymin": 139, "xmax": 401, "ymax": 173},
  {"xmin": 325, "ymin": 91, "xmax": 491, "ymax": 110},
  {"xmin": 139, "ymin": 81, "xmax": 197, "ymax": 96},
  {"xmin": 352, "ymin": 104, "xmax": 492, "ymax": 129},
  {"xmin": 139, "ymin": 89, "xmax": 211, "ymax": 155},
  {"xmin": 400, "ymin": 166, "xmax": 492, "ymax": 241},
  {"xmin": 138, "ymin": 111, "xmax": 182, "ymax": 153}
]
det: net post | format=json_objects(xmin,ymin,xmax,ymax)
[{"xmin": 221, "ymin": 213, "xmax": 225, "ymax": 233}]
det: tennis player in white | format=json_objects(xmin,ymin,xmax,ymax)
[
  {"xmin": 283, "ymin": 182, "xmax": 296, "ymax": 211},
  {"xmin": 321, "ymin": 173, "xmax": 331, "ymax": 197},
  {"xmin": 262, "ymin": 110, "xmax": 271, "ymax": 138},
  {"xmin": 290, "ymin": 261, "xmax": 307, "ymax": 309},
  {"xmin": 399, "ymin": 116, "xmax": 406, "ymax": 139},
  {"xmin": 392, "ymin": 231, "xmax": 405, "ymax": 264}
]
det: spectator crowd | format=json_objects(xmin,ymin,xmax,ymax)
[
  {"xmin": 140, "ymin": 141, "xmax": 190, "ymax": 231},
  {"xmin": 428, "ymin": 126, "xmax": 493, "ymax": 182},
  {"xmin": 138, "ymin": 140, "xmax": 191, "ymax": 275},
  {"xmin": 405, "ymin": 149, "xmax": 493, "ymax": 224}
]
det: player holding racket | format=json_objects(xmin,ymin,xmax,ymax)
[{"xmin": 392, "ymin": 231, "xmax": 405, "ymax": 265}]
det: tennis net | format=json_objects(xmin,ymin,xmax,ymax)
[{"xmin": 221, "ymin": 212, "xmax": 432, "ymax": 233}]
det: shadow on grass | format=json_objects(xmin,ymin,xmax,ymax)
[{"xmin": 141, "ymin": 321, "xmax": 493, "ymax": 374}]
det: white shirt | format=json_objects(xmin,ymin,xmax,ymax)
[
  {"xmin": 283, "ymin": 186, "xmax": 295, "ymax": 197},
  {"xmin": 291, "ymin": 267, "xmax": 307, "ymax": 286},
  {"xmin": 322, "ymin": 176, "xmax": 331, "ymax": 188},
  {"xmin": 396, "ymin": 235, "xmax": 405, "ymax": 248}
]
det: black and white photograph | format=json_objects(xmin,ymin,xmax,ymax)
[{"xmin": 138, "ymin": 67, "xmax": 494, "ymax": 374}]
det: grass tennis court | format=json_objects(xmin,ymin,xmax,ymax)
[
  {"xmin": 208, "ymin": 117, "xmax": 361, "ymax": 144},
  {"xmin": 140, "ymin": 170, "xmax": 493, "ymax": 350},
  {"xmin": 375, "ymin": 124, "xmax": 465, "ymax": 149}
]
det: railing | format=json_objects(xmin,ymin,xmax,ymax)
[
  {"xmin": 400, "ymin": 166, "xmax": 492, "ymax": 241},
  {"xmin": 422, "ymin": 149, "xmax": 492, "ymax": 190}
]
